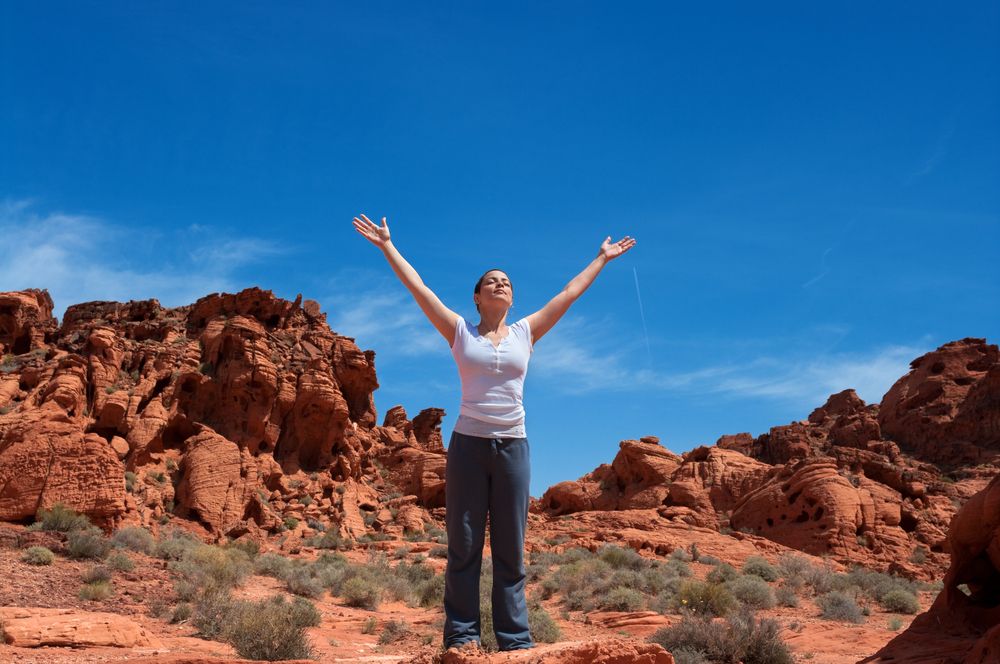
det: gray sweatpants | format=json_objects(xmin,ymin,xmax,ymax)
[{"xmin": 443, "ymin": 431, "xmax": 533, "ymax": 651}]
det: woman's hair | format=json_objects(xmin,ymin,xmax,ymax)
[{"xmin": 474, "ymin": 269, "xmax": 512, "ymax": 312}]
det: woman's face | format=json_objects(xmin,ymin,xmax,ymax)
[{"xmin": 475, "ymin": 270, "xmax": 513, "ymax": 313}]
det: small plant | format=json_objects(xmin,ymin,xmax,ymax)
[
  {"xmin": 34, "ymin": 502, "xmax": 91, "ymax": 532},
  {"xmin": 283, "ymin": 517, "xmax": 300, "ymax": 531},
  {"xmin": 170, "ymin": 603, "xmax": 193, "ymax": 623},
  {"xmin": 880, "ymin": 589, "xmax": 920, "ymax": 614},
  {"xmin": 649, "ymin": 611, "xmax": 793, "ymax": 664},
  {"xmin": 600, "ymin": 544, "xmax": 647, "ymax": 570},
  {"xmin": 361, "ymin": 616, "xmax": 378, "ymax": 634},
  {"xmin": 430, "ymin": 545, "xmax": 448, "ymax": 559},
  {"xmin": 600, "ymin": 586, "xmax": 646, "ymax": 611},
  {"xmin": 742, "ymin": 556, "xmax": 779, "ymax": 582},
  {"xmin": 111, "ymin": 526, "xmax": 155, "ymax": 553},
  {"xmin": 888, "ymin": 616, "xmax": 903, "ymax": 631},
  {"xmin": 67, "ymin": 527, "xmax": 110, "ymax": 559},
  {"xmin": 675, "ymin": 579, "xmax": 737, "ymax": 617},
  {"xmin": 817, "ymin": 591, "xmax": 865, "ymax": 623},
  {"xmin": 529, "ymin": 603, "xmax": 561, "ymax": 643},
  {"xmin": 343, "ymin": 575, "xmax": 382, "ymax": 610},
  {"xmin": 124, "ymin": 471, "xmax": 137, "ymax": 493},
  {"xmin": 107, "ymin": 551, "xmax": 135, "ymax": 572},
  {"xmin": 225, "ymin": 596, "xmax": 315, "ymax": 660},
  {"xmin": 166, "ymin": 458, "xmax": 178, "ymax": 472},
  {"xmin": 727, "ymin": 575, "xmax": 776, "ymax": 609},
  {"xmin": 378, "ymin": 619, "xmax": 410, "ymax": 645},
  {"xmin": 283, "ymin": 565, "xmax": 324, "ymax": 598},
  {"xmin": 909, "ymin": 546, "xmax": 929, "ymax": 565},
  {"xmin": 149, "ymin": 471, "xmax": 167, "ymax": 484},
  {"xmin": 299, "ymin": 495, "xmax": 314, "ymax": 506},
  {"xmin": 775, "ymin": 584, "xmax": 799, "ymax": 608},
  {"xmin": 707, "ymin": 562, "xmax": 738, "ymax": 584},
  {"xmin": 79, "ymin": 580, "xmax": 113, "ymax": 601},
  {"xmin": 21, "ymin": 546, "xmax": 55, "ymax": 565}
]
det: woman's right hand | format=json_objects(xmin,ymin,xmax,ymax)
[{"xmin": 352, "ymin": 213, "xmax": 391, "ymax": 248}]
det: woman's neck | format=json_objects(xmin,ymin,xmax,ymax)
[{"xmin": 477, "ymin": 310, "xmax": 509, "ymax": 333}]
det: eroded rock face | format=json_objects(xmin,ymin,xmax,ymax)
[
  {"xmin": 0, "ymin": 606, "xmax": 162, "ymax": 648},
  {"xmin": 865, "ymin": 473, "xmax": 1000, "ymax": 663},
  {"xmin": 0, "ymin": 287, "xmax": 418, "ymax": 539},
  {"xmin": 880, "ymin": 338, "xmax": 1000, "ymax": 465}
]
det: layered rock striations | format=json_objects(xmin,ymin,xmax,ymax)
[{"xmin": 0, "ymin": 287, "xmax": 443, "ymax": 539}]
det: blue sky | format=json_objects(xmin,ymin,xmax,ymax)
[{"xmin": 2, "ymin": 2, "xmax": 997, "ymax": 496}]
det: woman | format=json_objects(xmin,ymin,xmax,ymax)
[{"xmin": 352, "ymin": 213, "xmax": 635, "ymax": 650}]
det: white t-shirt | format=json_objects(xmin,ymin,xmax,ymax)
[{"xmin": 450, "ymin": 316, "xmax": 533, "ymax": 438}]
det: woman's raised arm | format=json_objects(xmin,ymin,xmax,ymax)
[
  {"xmin": 525, "ymin": 235, "xmax": 636, "ymax": 345},
  {"xmin": 353, "ymin": 214, "xmax": 460, "ymax": 345}
]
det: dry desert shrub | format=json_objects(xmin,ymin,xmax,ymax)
[
  {"xmin": 81, "ymin": 564, "xmax": 112, "ymax": 584},
  {"xmin": 775, "ymin": 584, "xmax": 799, "ymax": 608},
  {"xmin": 21, "ymin": 545, "xmax": 54, "ymax": 565},
  {"xmin": 742, "ymin": 556, "xmax": 779, "ymax": 582},
  {"xmin": 727, "ymin": 575, "xmax": 776, "ymax": 610},
  {"xmin": 107, "ymin": 551, "xmax": 135, "ymax": 572},
  {"xmin": 79, "ymin": 580, "xmax": 113, "ymax": 601},
  {"xmin": 816, "ymin": 591, "xmax": 865, "ymax": 623},
  {"xmin": 880, "ymin": 589, "xmax": 920, "ymax": 614},
  {"xmin": 33, "ymin": 502, "xmax": 91, "ymax": 532},
  {"xmin": 674, "ymin": 579, "xmax": 737, "ymax": 617},
  {"xmin": 67, "ymin": 528, "xmax": 110, "ymax": 560},
  {"xmin": 706, "ymin": 562, "xmax": 738, "ymax": 584},
  {"xmin": 110, "ymin": 526, "xmax": 154, "ymax": 553},
  {"xmin": 378, "ymin": 619, "xmax": 410, "ymax": 645},
  {"xmin": 649, "ymin": 611, "xmax": 793, "ymax": 664},
  {"xmin": 225, "ymin": 595, "xmax": 315, "ymax": 661},
  {"xmin": 154, "ymin": 528, "xmax": 201, "ymax": 560}
]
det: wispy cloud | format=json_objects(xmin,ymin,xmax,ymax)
[
  {"xmin": 801, "ymin": 247, "xmax": 833, "ymax": 288},
  {"xmin": 319, "ymin": 268, "xmax": 448, "ymax": 359},
  {"xmin": 0, "ymin": 198, "xmax": 282, "ymax": 321},
  {"xmin": 904, "ymin": 123, "xmax": 955, "ymax": 185},
  {"xmin": 532, "ymin": 314, "xmax": 931, "ymax": 408}
]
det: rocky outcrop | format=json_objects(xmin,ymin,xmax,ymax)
[
  {"xmin": 865, "ymin": 472, "xmax": 1000, "ymax": 663},
  {"xmin": 0, "ymin": 606, "xmax": 162, "ymax": 648},
  {"xmin": 0, "ymin": 287, "xmax": 429, "ymax": 540},
  {"xmin": 879, "ymin": 338, "xmax": 1000, "ymax": 465}
]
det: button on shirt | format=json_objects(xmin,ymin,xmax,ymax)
[{"xmin": 450, "ymin": 316, "xmax": 533, "ymax": 438}]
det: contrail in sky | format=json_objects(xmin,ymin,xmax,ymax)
[{"xmin": 633, "ymin": 266, "xmax": 652, "ymax": 365}]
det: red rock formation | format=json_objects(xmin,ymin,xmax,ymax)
[
  {"xmin": 0, "ymin": 287, "xmax": 423, "ymax": 540},
  {"xmin": 880, "ymin": 338, "xmax": 1000, "ymax": 465},
  {"xmin": 865, "ymin": 472, "xmax": 1000, "ymax": 663}
]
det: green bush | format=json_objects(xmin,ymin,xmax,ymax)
[
  {"xmin": 225, "ymin": 596, "xmax": 315, "ymax": 660},
  {"xmin": 817, "ymin": 591, "xmax": 865, "ymax": 623},
  {"xmin": 649, "ymin": 611, "xmax": 792, "ymax": 664},
  {"xmin": 430, "ymin": 544, "xmax": 448, "ymax": 559},
  {"xmin": 742, "ymin": 556, "xmax": 779, "ymax": 582},
  {"xmin": 675, "ymin": 579, "xmax": 737, "ymax": 617},
  {"xmin": 34, "ymin": 502, "xmax": 91, "ymax": 532},
  {"xmin": 880, "ymin": 589, "xmax": 920, "ymax": 614},
  {"xmin": 79, "ymin": 580, "xmax": 113, "ymax": 601},
  {"xmin": 67, "ymin": 527, "xmax": 110, "ymax": 559},
  {"xmin": 727, "ymin": 575, "xmax": 776, "ymax": 610},
  {"xmin": 418, "ymin": 574, "xmax": 445, "ymax": 608},
  {"xmin": 111, "ymin": 526, "xmax": 155, "ymax": 553},
  {"xmin": 21, "ymin": 546, "xmax": 54, "ymax": 565}
]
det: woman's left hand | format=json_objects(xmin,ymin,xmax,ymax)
[{"xmin": 600, "ymin": 236, "xmax": 637, "ymax": 261}]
